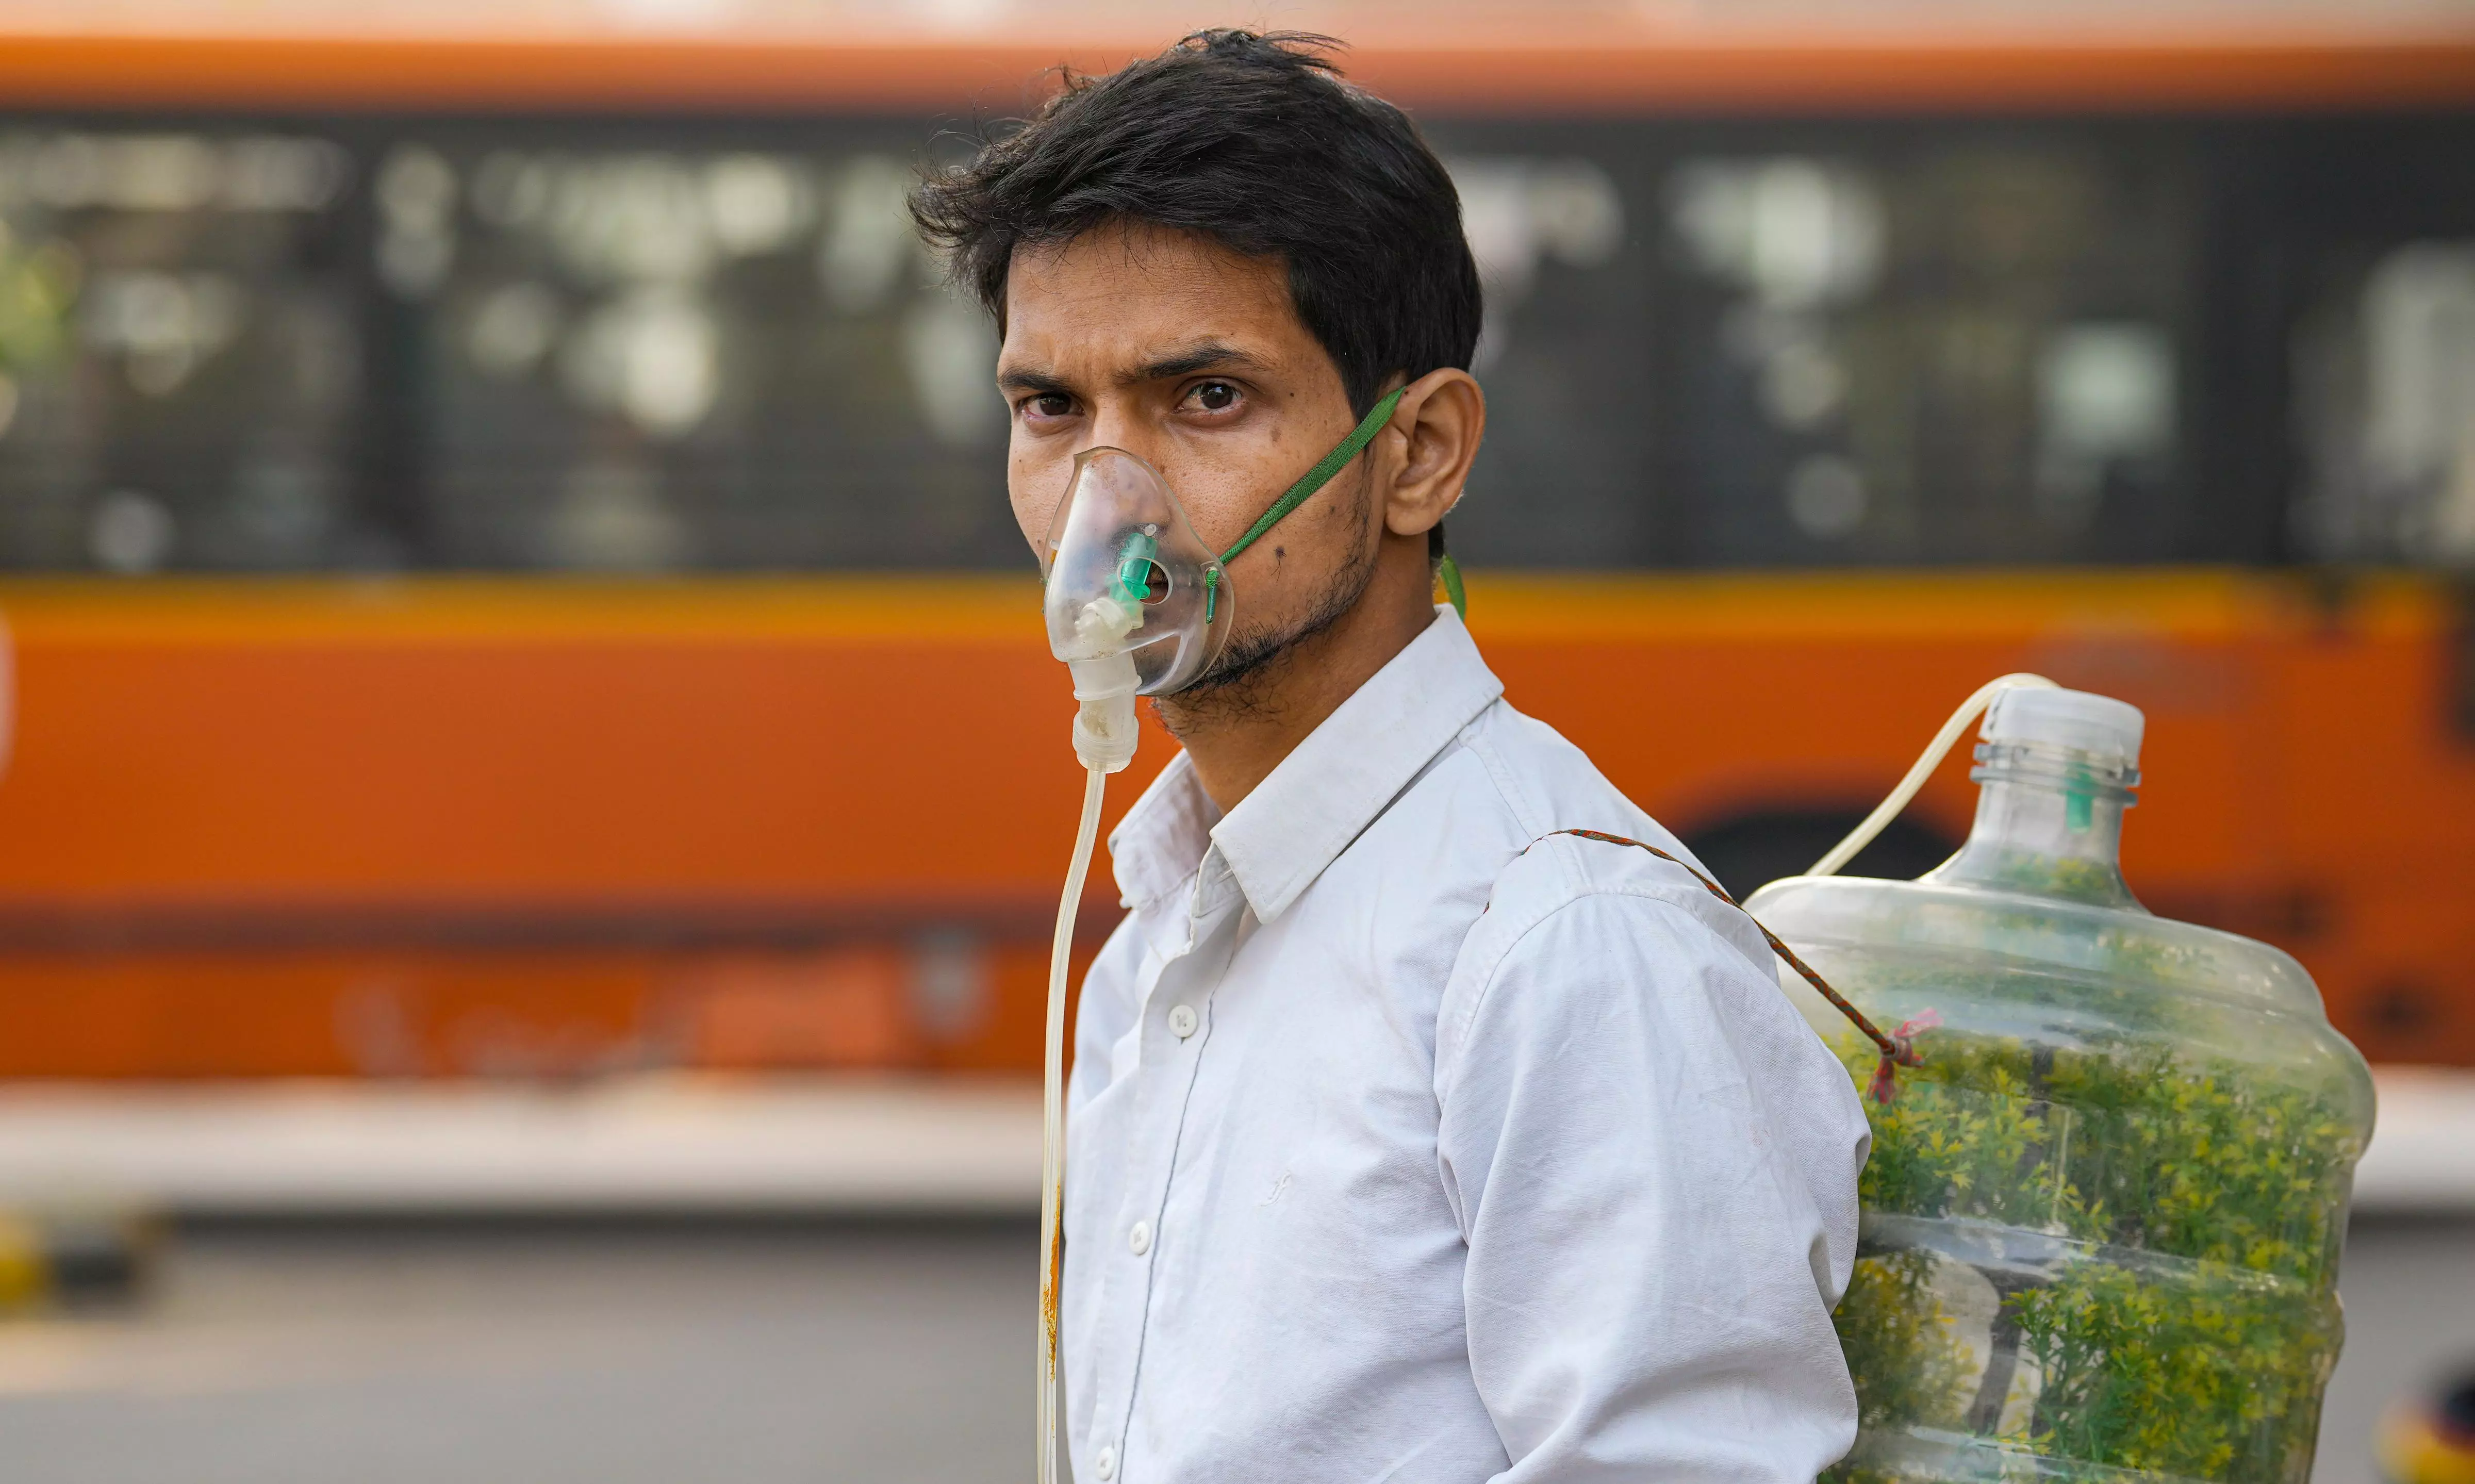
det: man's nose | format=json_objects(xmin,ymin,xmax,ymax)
[{"xmin": 1084, "ymin": 398, "xmax": 1167, "ymax": 466}]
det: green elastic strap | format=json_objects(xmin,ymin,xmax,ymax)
[
  {"xmin": 1437, "ymin": 551, "xmax": 1466, "ymax": 619},
  {"xmin": 1204, "ymin": 385, "xmax": 1407, "ymax": 623}
]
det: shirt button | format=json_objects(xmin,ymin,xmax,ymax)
[
  {"xmin": 1127, "ymin": 1220, "xmax": 1151, "ymax": 1256},
  {"xmin": 1167, "ymin": 1004, "xmax": 1199, "ymax": 1038},
  {"xmin": 1096, "ymin": 1444, "xmax": 1118, "ymax": 1480}
]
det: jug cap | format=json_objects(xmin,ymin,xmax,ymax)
[{"xmin": 1984, "ymin": 686, "xmax": 2144, "ymax": 769}]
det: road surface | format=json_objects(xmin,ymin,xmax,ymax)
[{"xmin": 0, "ymin": 1215, "xmax": 2464, "ymax": 1483}]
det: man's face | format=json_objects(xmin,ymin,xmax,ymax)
[{"xmin": 998, "ymin": 226, "xmax": 1377, "ymax": 687}]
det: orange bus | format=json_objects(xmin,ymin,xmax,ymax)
[{"xmin": 0, "ymin": 6, "xmax": 2469, "ymax": 1078}]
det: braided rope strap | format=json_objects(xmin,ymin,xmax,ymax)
[{"xmin": 1544, "ymin": 829, "xmax": 1927, "ymax": 1104}]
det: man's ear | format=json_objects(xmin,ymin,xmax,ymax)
[{"xmin": 1377, "ymin": 367, "xmax": 1484, "ymax": 539}]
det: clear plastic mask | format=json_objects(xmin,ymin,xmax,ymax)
[{"xmin": 1036, "ymin": 446, "xmax": 1233, "ymax": 696}]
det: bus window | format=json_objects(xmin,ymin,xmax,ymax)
[
  {"xmin": 0, "ymin": 113, "xmax": 2472, "ymax": 578},
  {"xmin": 1664, "ymin": 140, "xmax": 2194, "ymax": 569},
  {"xmin": 377, "ymin": 129, "xmax": 1018, "ymax": 572},
  {"xmin": 2296, "ymin": 241, "xmax": 2475, "ymax": 565},
  {"xmin": 1433, "ymin": 141, "xmax": 1655, "ymax": 568},
  {"xmin": 0, "ymin": 128, "xmax": 359, "ymax": 573},
  {"xmin": 1427, "ymin": 122, "xmax": 2203, "ymax": 570}
]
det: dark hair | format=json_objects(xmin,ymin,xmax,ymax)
[{"xmin": 910, "ymin": 29, "xmax": 1482, "ymax": 425}]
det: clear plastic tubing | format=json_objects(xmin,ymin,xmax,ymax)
[
  {"xmin": 1807, "ymin": 673, "xmax": 2056, "ymax": 878},
  {"xmin": 1038, "ymin": 764, "xmax": 1107, "ymax": 1484}
]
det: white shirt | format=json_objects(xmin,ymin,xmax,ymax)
[{"xmin": 1064, "ymin": 606, "xmax": 1871, "ymax": 1484}]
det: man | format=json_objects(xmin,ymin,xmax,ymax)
[{"xmin": 914, "ymin": 31, "xmax": 1870, "ymax": 1484}]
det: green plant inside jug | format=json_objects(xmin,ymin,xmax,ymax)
[{"xmin": 1743, "ymin": 689, "xmax": 2374, "ymax": 1484}]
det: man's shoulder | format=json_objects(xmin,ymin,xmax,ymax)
[
  {"xmin": 1335, "ymin": 696, "xmax": 1711, "ymax": 889},
  {"xmin": 1343, "ymin": 697, "xmax": 1748, "ymax": 948},
  {"xmin": 1330, "ymin": 697, "xmax": 1628, "ymax": 890},
  {"xmin": 1432, "ymin": 703, "xmax": 1778, "ymax": 1001},
  {"xmin": 1431, "ymin": 699, "xmax": 1713, "ymax": 877},
  {"xmin": 1429, "ymin": 821, "xmax": 1798, "ymax": 1104},
  {"xmin": 1467, "ymin": 827, "xmax": 1757, "ymax": 970}
]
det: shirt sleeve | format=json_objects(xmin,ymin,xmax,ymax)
[{"xmin": 1434, "ymin": 870, "xmax": 1871, "ymax": 1484}]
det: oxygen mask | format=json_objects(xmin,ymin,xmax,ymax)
[{"xmin": 1036, "ymin": 447, "xmax": 1234, "ymax": 773}]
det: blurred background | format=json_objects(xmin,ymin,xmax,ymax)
[{"xmin": 0, "ymin": 1, "xmax": 2467, "ymax": 1479}]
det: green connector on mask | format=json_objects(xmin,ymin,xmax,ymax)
[{"xmin": 1111, "ymin": 530, "xmax": 1161, "ymax": 611}]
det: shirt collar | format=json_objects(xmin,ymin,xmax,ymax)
[
  {"xmin": 1213, "ymin": 606, "xmax": 1502, "ymax": 924},
  {"xmin": 1107, "ymin": 608, "xmax": 1503, "ymax": 922},
  {"xmin": 1108, "ymin": 750, "xmax": 1223, "ymax": 913}
]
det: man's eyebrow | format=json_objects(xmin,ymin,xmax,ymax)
[
  {"xmin": 996, "ymin": 343, "xmax": 1269, "ymax": 395},
  {"xmin": 996, "ymin": 364, "xmax": 1071, "ymax": 395},
  {"xmin": 1127, "ymin": 342, "xmax": 1269, "ymax": 384}
]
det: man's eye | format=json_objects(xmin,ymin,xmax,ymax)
[
  {"xmin": 1189, "ymin": 382, "xmax": 1240, "ymax": 413},
  {"xmin": 1026, "ymin": 393, "xmax": 1074, "ymax": 419}
]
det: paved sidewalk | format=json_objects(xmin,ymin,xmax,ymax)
[
  {"xmin": 0, "ymin": 1075, "xmax": 1041, "ymax": 1217},
  {"xmin": 0, "ymin": 1066, "xmax": 2458, "ymax": 1218},
  {"xmin": 2351, "ymin": 1067, "xmax": 2475, "ymax": 1214}
]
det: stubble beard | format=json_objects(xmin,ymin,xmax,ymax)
[{"xmin": 1153, "ymin": 475, "xmax": 1382, "ymax": 736}]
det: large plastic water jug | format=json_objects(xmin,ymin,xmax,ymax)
[{"xmin": 1744, "ymin": 686, "xmax": 2375, "ymax": 1484}]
